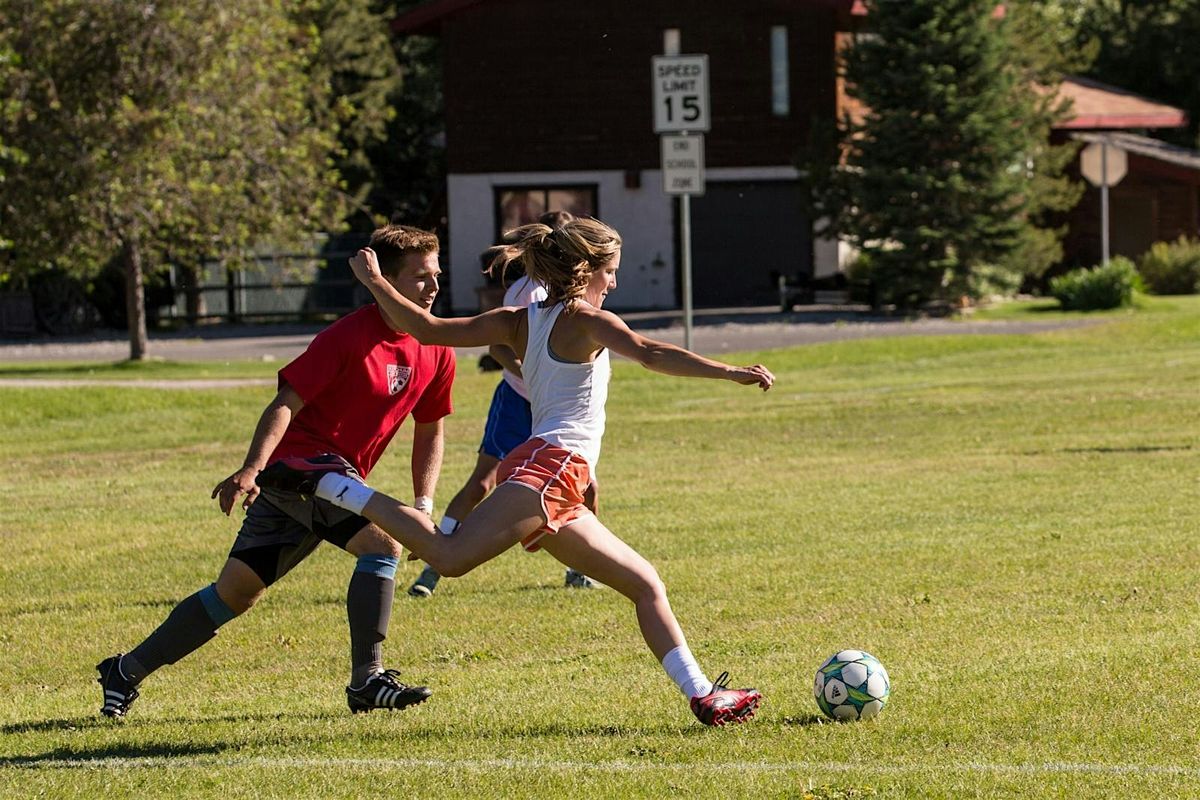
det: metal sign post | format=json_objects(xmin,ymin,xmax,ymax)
[
  {"xmin": 680, "ymin": 193, "xmax": 694, "ymax": 350},
  {"xmin": 1080, "ymin": 140, "xmax": 1128, "ymax": 266},
  {"xmin": 1102, "ymin": 145, "xmax": 1110, "ymax": 265},
  {"xmin": 653, "ymin": 55, "xmax": 709, "ymax": 352}
]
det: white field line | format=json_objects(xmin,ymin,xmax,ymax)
[{"xmin": 5, "ymin": 755, "xmax": 1199, "ymax": 778}]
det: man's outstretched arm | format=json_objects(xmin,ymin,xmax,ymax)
[{"xmin": 212, "ymin": 383, "xmax": 304, "ymax": 515}]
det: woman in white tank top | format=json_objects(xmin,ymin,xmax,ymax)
[{"xmin": 283, "ymin": 218, "xmax": 775, "ymax": 727}]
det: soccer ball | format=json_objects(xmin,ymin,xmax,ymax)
[{"xmin": 813, "ymin": 649, "xmax": 890, "ymax": 721}]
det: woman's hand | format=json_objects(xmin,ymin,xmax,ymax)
[
  {"xmin": 730, "ymin": 364, "xmax": 775, "ymax": 391},
  {"xmin": 348, "ymin": 247, "xmax": 384, "ymax": 285}
]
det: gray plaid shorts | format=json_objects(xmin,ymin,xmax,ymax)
[{"xmin": 227, "ymin": 488, "xmax": 369, "ymax": 585}]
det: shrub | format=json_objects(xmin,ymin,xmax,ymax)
[
  {"xmin": 1137, "ymin": 236, "xmax": 1200, "ymax": 295},
  {"xmin": 1049, "ymin": 257, "xmax": 1139, "ymax": 311}
]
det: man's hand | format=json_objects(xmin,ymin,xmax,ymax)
[
  {"xmin": 212, "ymin": 466, "xmax": 260, "ymax": 516},
  {"xmin": 349, "ymin": 247, "xmax": 383, "ymax": 286}
]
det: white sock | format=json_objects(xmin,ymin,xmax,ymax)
[
  {"xmin": 437, "ymin": 515, "xmax": 460, "ymax": 535},
  {"xmin": 661, "ymin": 644, "xmax": 712, "ymax": 699},
  {"xmin": 315, "ymin": 473, "xmax": 374, "ymax": 515}
]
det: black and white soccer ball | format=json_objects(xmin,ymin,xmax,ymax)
[{"xmin": 814, "ymin": 649, "xmax": 891, "ymax": 721}]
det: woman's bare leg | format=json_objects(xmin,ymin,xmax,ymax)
[
  {"xmin": 361, "ymin": 483, "xmax": 545, "ymax": 577},
  {"xmin": 540, "ymin": 514, "xmax": 763, "ymax": 725},
  {"xmin": 538, "ymin": 515, "xmax": 685, "ymax": 661}
]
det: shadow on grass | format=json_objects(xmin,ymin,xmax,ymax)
[
  {"xmin": 779, "ymin": 713, "xmax": 831, "ymax": 728},
  {"xmin": 1, "ymin": 717, "xmax": 111, "ymax": 735},
  {"xmin": 371, "ymin": 720, "xmax": 691, "ymax": 741},
  {"xmin": 1062, "ymin": 445, "xmax": 1192, "ymax": 454},
  {"xmin": 0, "ymin": 740, "xmax": 227, "ymax": 767},
  {"xmin": 365, "ymin": 714, "xmax": 811, "ymax": 742},
  {"xmin": 1025, "ymin": 445, "xmax": 1192, "ymax": 456},
  {"xmin": 2, "ymin": 710, "xmax": 334, "ymax": 738},
  {"xmin": 1016, "ymin": 303, "xmax": 1065, "ymax": 314}
]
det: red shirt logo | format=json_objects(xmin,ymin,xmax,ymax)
[{"xmin": 387, "ymin": 364, "xmax": 412, "ymax": 395}]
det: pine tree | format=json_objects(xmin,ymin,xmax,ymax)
[{"xmin": 804, "ymin": 0, "xmax": 1072, "ymax": 308}]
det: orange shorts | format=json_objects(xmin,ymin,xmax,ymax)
[{"xmin": 497, "ymin": 437, "xmax": 593, "ymax": 551}]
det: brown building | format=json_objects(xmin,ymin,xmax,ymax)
[
  {"xmin": 1054, "ymin": 78, "xmax": 1199, "ymax": 268},
  {"xmin": 394, "ymin": 2, "xmax": 1198, "ymax": 311},
  {"xmin": 395, "ymin": 0, "xmax": 861, "ymax": 311}
]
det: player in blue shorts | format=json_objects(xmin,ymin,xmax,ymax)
[{"xmin": 408, "ymin": 211, "xmax": 597, "ymax": 597}]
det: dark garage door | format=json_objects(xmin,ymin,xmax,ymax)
[{"xmin": 687, "ymin": 180, "xmax": 812, "ymax": 308}]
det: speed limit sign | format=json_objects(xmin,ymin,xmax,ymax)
[{"xmin": 652, "ymin": 55, "xmax": 710, "ymax": 133}]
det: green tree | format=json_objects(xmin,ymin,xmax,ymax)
[
  {"xmin": 997, "ymin": 1, "xmax": 1089, "ymax": 283},
  {"xmin": 803, "ymin": 0, "xmax": 1077, "ymax": 308},
  {"xmin": 301, "ymin": 0, "xmax": 401, "ymax": 228},
  {"xmin": 364, "ymin": 20, "xmax": 445, "ymax": 230},
  {"xmin": 0, "ymin": 41, "xmax": 25, "ymax": 255},
  {"xmin": 0, "ymin": 0, "xmax": 343, "ymax": 359},
  {"xmin": 300, "ymin": 0, "xmax": 444, "ymax": 231},
  {"xmin": 1075, "ymin": 0, "xmax": 1200, "ymax": 148}
]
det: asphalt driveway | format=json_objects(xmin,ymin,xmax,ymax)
[{"xmin": 0, "ymin": 305, "xmax": 1093, "ymax": 368}]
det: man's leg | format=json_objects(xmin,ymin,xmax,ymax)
[
  {"xmin": 338, "ymin": 521, "xmax": 431, "ymax": 712},
  {"xmin": 97, "ymin": 492, "xmax": 320, "ymax": 718},
  {"xmin": 343, "ymin": 523, "xmax": 402, "ymax": 686},
  {"xmin": 97, "ymin": 558, "xmax": 259, "ymax": 717}
]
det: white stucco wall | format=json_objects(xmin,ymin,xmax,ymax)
[
  {"xmin": 446, "ymin": 170, "xmax": 676, "ymax": 313},
  {"xmin": 446, "ymin": 166, "xmax": 842, "ymax": 312}
]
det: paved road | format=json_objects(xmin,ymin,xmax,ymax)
[{"xmin": 0, "ymin": 305, "xmax": 1094, "ymax": 372}]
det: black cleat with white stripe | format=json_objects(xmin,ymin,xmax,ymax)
[
  {"xmin": 346, "ymin": 669, "xmax": 431, "ymax": 714},
  {"xmin": 96, "ymin": 654, "xmax": 140, "ymax": 718}
]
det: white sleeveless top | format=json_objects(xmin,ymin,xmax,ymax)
[
  {"xmin": 501, "ymin": 275, "xmax": 548, "ymax": 400},
  {"xmin": 522, "ymin": 302, "xmax": 610, "ymax": 471}
]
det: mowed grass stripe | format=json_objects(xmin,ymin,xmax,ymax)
[{"xmin": 7, "ymin": 754, "xmax": 1200, "ymax": 778}]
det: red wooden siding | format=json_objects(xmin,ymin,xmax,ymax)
[{"xmin": 440, "ymin": 0, "xmax": 837, "ymax": 173}]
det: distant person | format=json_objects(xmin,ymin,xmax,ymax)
[
  {"xmin": 259, "ymin": 217, "xmax": 773, "ymax": 726},
  {"xmin": 96, "ymin": 225, "xmax": 455, "ymax": 718},
  {"xmin": 408, "ymin": 210, "xmax": 598, "ymax": 598}
]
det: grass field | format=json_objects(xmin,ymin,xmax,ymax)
[{"xmin": 2, "ymin": 298, "xmax": 1199, "ymax": 798}]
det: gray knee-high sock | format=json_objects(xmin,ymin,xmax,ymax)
[
  {"xmin": 348, "ymin": 554, "xmax": 398, "ymax": 687},
  {"xmin": 123, "ymin": 584, "xmax": 237, "ymax": 684}
]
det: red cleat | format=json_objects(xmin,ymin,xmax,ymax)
[{"xmin": 690, "ymin": 671, "xmax": 762, "ymax": 727}]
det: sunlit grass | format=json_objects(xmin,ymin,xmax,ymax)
[{"xmin": 2, "ymin": 298, "xmax": 1199, "ymax": 797}]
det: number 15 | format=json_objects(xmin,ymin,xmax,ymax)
[{"xmin": 664, "ymin": 95, "xmax": 702, "ymax": 123}]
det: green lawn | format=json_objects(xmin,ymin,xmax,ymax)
[
  {"xmin": 0, "ymin": 357, "xmax": 278, "ymax": 381},
  {"xmin": 2, "ymin": 299, "xmax": 1199, "ymax": 798}
]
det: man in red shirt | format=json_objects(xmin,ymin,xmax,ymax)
[{"xmin": 96, "ymin": 225, "xmax": 455, "ymax": 718}]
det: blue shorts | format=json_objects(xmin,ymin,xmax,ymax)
[{"xmin": 479, "ymin": 380, "xmax": 533, "ymax": 460}]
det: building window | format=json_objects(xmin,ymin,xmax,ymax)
[
  {"xmin": 495, "ymin": 186, "xmax": 598, "ymax": 239},
  {"xmin": 771, "ymin": 25, "xmax": 789, "ymax": 117},
  {"xmin": 663, "ymin": 28, "xmax": 681, "ymax": 56}
]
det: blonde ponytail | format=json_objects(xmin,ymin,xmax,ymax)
[{"xmin": 485, "ymin": 218, "xmax": 622, "ymax": 309}]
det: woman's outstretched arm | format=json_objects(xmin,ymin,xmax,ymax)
[
  {"xmin": 349, "ymin": 247, "xmax": 521, "ymax": 349},
  {"xmin": 580, "ymin": 307, "xmax": 775, "ymax": 390}
]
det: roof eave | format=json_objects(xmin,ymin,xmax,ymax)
[
  {"xmin": 391, "ymin": 0, "xmax": 488, "ymax": 35},
  {"xmin": 1055, "ymin": 113, "xmax": 1188, "ymax": 131}
]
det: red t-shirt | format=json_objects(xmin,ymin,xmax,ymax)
[{"xmin": 271, "ymin": 304, "xmax": 455, "ymax": 478}]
